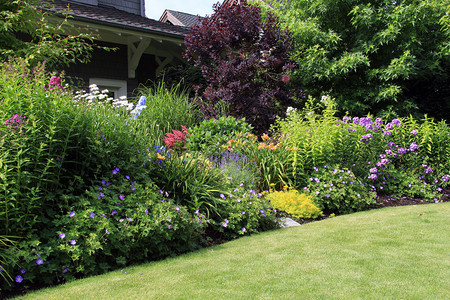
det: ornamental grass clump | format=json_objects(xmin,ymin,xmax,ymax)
[{"xmin": 265, "ymin": 186, "xmax": 322, "ymax": 219}]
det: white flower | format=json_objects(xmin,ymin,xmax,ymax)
[
  {"xmin": 321, "ymin": 95, "xmax": 328, "ymax": 102},
  {"xmin": 286, "ymin": 106, "xmax": 296, "ymax": 114}
]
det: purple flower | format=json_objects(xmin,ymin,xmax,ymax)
[
  {"xmin": 398, "ymin": 148, "xmax": 407, "ymax": 154},
  {"xmin": 313, "ymin": 166, "xmax": 319, "ymax": 171},
  {"xmin": 242, "ymin": 228, "xmax": 246, "ymax": 232},
  {"xmin": 126, "ymin": 175, "xmax": 130, "ymax": 180},
  {"xmin": 90, "ymin": 212, "xmax": 95, "ymax": 218},
  {"xmin": 368, "ymin": 174, "xmax": 378, "ymax": 180},
  {"xmin": 119, "ymin": 194, "xmax": 125, "ymax": 200},
  {"xmin": 36, "ymin": 258, "xmax": 43, "ymax": 265},
  {"xmin": 220, "ymin": 193, "xmax": 225, "ymax": 199},
  {"xmin": 112, "ymin": 168, "xmax": 119, "ymax": 174},
  {"xmin": 70, "ymin": 240, "xmax": 76, "ymax": 245},
  {"xmin": 98, "ymin": 186, "xmax": 103, "ymax": 191},
  {"xmin": 442, "ymin": 174, "xmax": 450, "ymax": 182},
  {"xmin": 410, "ymin": 130, "xmax": 418, "ymax": 135},
  {"xmin": 175, "ymin": 206, "xmax": 180, "ymax": 212},
  {"xmin": 236, "ymin": 198, "xmax": 241, "ymax": 203},
  {"xmin": 326, "ymin": 194, "xmax": 330, "ymax": 198},
  {"xmin": 315, "ymin": 191, "xmax": 320, "ymax": 195},
  {"xmin": 424, "ymin": 167, "xmax": 433, "ymax": 174},
  {"xmin": 409, "ymin": 142, "xmax": 419, "ymax": 151},
  {"xmin": 15, "ymin": 275, "xmax": 23, "ymax": 283},
  {"xmin": 168, "ymin": 224, "xmax": 173, "ymax": 229},
  {"xmin": 20, "ymin": 269, "xmax": 25, "ymax": 274},
  {"xmin": 69, "ymin": 212, "xmax": 75, "ymax": 217},
  {"xmin": 106, "ymin": 229, "xmax": 110, "ymax": 234},
  {"xmin": 360, "ymin": 134, "xmax": 373, "ymax": 142},
  {"xmin": 369, "ymin": 167, "xmax": 378, "ymax": 174},
  {"xmin": 119, "ymin": 219, "xmax": 124, "ymax": 223},
  {"xmin": 111, "ymin": 209, "xmax": 117, "ymax": 215},
  {"xmin": 59, "ymin": 233, "xmax": 65, "ymax": 239},
  {"xmin": 144, "ymin": 209, "xmax": 148, "ymax": 215},
  {"xmin": 101, "ymin": 179, "xmax": 106, "ymax": 185}
]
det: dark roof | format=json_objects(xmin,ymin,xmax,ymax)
[
  {"xmin": 43, "ymin": 0, "xmax": 190, "ymax": 39},
  {"xmin": 162, "ymin": 10, "xmax": 204, "ymax": 28}
]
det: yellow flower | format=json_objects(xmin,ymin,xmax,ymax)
[
  {"xmin": 261, "ymin": 133, "xmax": 269, "ymax": 141},
  {"xmin": 156, "ymin": 153, "xmax": 165, "ymax": 160}
]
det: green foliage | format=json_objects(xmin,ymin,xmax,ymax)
[
  {"xmin": 137, "ymin": 82, "xmax": 202, "ymax": 146},
  {"xmin": 0, "ymin": 59, "xmax": 150, "ymax": 237},
  {"xmin": 2, "ymin": 173, "xmax": 206, "ymax": 290},
  {"xmin": 273, "ymin": 96, "xmax": 348, "ymax": 186},
  {"xmin": 307, "ymin": 165, "xmax": 377, "ymax": 214},
  {"xmin": 149, "ymin": 153, "xmax": 229, "ymax": 219},
  {"xmin": 266, "ymin": 187, "xmax": 323, "ymax": 219},
  {"xmin": 272, "ymin": 0, "xmax": 450, "ymax": 120},
  {"xmin": 0, "ymin": 0, "xmax": 105, "ymax": 69},
  {"xmin": 215, "ymin": 185, "xmax": 278, "ymax": 240},
  {"xmin": 185, "ymin": 116, "xmax": 253, "ymax": 157},
  {"xmin": 209, "ymin": 150, "xmax": 258, "ymax": 191}
]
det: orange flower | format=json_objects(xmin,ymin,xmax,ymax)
[
  {"xmin": 157, "ymin": 153, "xmax": 165, "ymax": 160},
  {"xmin": 261, "ymin": 133, "xmax": 269, "ymax": 141}
]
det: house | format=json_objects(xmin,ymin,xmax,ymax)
[
  {"xmin": 159, "ymin": 10, "xmax": 203, "ymax": 27},
  {"xmin": 44, "ymin": 0, "xmax": 190, "ymax": 98}
]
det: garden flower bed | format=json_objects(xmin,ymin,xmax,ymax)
[{"xmin": 1, "ymin": 61, "xmax": 448, "ymax": 297}]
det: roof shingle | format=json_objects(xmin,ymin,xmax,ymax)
[{"xmin": 43, "ymin": 0, "xmax": 190, "ymax": 39}]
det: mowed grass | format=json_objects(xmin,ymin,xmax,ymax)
[{"xmin": 18, "ymin": 203, "xmax": 450, "ymax": 299}]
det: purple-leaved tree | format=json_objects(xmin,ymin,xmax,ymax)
[{"xmin": 184, "ymin": 0, "xmax": 301, "ymax": 133}]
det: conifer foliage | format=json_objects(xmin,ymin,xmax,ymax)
[{"xmin": 184, "ymin": 0, "xmax": 299, "ymax": 133}]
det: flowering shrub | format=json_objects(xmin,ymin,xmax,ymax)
[
  {"xmin": 265, "ymin": 187, "xmax": 322, "ymax": 219},
  {"xmin": 3, "ymin": 170, "xmax": 206, "ymax": 291},
  {"xmin": 306, "ymin": 165, "xmax": 377, "ymax": 214},
  {"xmin": 215, "ymin": 185, "xmax": 278, "ymax": 239},
  {"xmin": 185, "ymin": 116, "xmax": 253, "ymax": 157}
]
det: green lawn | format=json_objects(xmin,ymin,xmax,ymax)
[{"xmin": 18, "ymin": 203, "xmax": 450, "ymax": 299}]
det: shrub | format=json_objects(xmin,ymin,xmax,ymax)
[
  {"xmin": 265, "ymin": 187, "xmax": 322, "ymax": 219},
  {"xmin": 2, "ymin": 171, "xmax": 206, "ymax": 291},
  {"xmin": 185, "ymin": 116, "xmax": 253, "ymax": 157},
  {"xmin": 184, "ymin": 0, "xmax": 300, "ymax": 133},
  {"xmin": 306, "ymin": 165, "xmax": 377, "ymax": 214},
  {"xmin": 271, "ymin": 0, "xmax": 450, "ymax": 120},
  {"xmin": 214, "ymin": 185, "xmax": 279, "ymax": 240}
]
